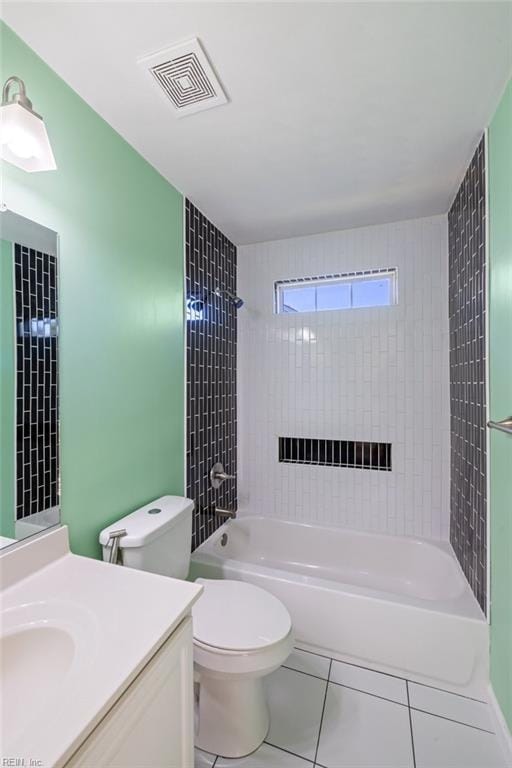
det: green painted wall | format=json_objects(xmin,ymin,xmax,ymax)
[
  {"xmin": 488, "ymin": 77, "xmax": 512, "ymax": 730},
  {"xmin": 0, "ymin": 23, "xmax": 185, "ymax": 558},
  {"xmin": 0, "ymin": 239, "xmax": 15, "ymax": 539}
]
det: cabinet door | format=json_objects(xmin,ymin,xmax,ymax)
[{"xmin": 66, "ymin": 617, "xmax": 194, "ymax": 768}]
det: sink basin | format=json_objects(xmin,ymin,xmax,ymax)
[
  {"xmin": 2, "ymin": 626, "xmax": 75, "ymax": 737},
  {"xmin": 0, "ymin": 599, "xmax": 99, "ymax": 746}
]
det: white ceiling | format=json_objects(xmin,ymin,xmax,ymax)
[{"xmin": 2, "ymin": 2, "xmax": 512, "ymax": 244}]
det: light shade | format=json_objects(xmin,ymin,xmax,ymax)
[{"xmin": 0, "ymin": 98, "xmax": 56, "ymax": 172}]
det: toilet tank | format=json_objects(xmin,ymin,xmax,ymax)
[{"xmin": 99, "ymin": 496, "xmax": 194, "ymax": 579}]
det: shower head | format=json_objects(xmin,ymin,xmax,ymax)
[
  {"xmin": 187, "ymin": 287, "xmax": 244, "ymax": 319},
  {"xmin": 213, "ymin": 287, "xmax": 244, "ymax": 309},
  {"xmin": 230, "ymin": 293, "xmax": 244, "ymax": 310}
]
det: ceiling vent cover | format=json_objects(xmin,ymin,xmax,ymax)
[{"xmin": 139, "ymin": 38, "xmax": 228, "ymax": 117}]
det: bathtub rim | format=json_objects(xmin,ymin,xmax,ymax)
[{"xmin": 191, "ymin": 515, "xmax": 485, "ymax": 622}]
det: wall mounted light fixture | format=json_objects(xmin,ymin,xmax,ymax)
[{"xmin": 0, "ymin": 76, "xmax": 56, "ymax": 172}]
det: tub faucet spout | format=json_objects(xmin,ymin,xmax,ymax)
[{"xmin": 216, "ymin": 507, "xmax": 237, "ymax": 520}]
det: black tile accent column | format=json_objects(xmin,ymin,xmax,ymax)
[
  {"xmin": 185, "ymin": 201, "xmax": 237, "ymax": 550},
  {"xmin": 448, "ymin": 137, "xmax": 487, "ymax": 612},
  {"xmin": 14, "ymin": 243, "xmax": 59, "ymax": 520}
]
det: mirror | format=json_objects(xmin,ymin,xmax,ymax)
[{"xmin": 0, "ymin": 208, "xmax": 60, "ymax": 549}]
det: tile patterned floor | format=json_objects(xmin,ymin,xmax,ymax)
[{"xmin": 195, "ymin": 647, "xmax": 510, "ymax": 768}]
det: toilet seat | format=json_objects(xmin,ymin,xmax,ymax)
[
  {"xmin": 192, "ymin": 578, "xmax": 292, "ymax": 652},
  {"xmin": 192, "ymin": 578, "xmax": 294, "ymax": 757},
  {"xmin": 194, "ymin": 629, "xmax": 293, "ymax": 678}
]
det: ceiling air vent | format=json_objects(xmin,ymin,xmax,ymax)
[{"xmin": 139, "ymin": 38, "xmax": 228, "ymax": 117}]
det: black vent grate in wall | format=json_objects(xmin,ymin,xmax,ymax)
[{"xmin": 279, "ymin": 437, "xmax": 391, "ymax": 471}]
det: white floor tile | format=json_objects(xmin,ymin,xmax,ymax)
[
  {"xmin": 216, "ymin": 742, "xmax": 313, "ymax": 767},
  {"xmin": 316, "ymin": 683, "xmax": 414, "ymax": 768},
  {"xmin": 265, "ymin": 666, "xmax": 327, "ymax": 761},
  {"xmin": 195, "ymin": 747, "xmax": 216, "ymax": 768},
  {"xmin": 330, "ymin": 660, "xmax": 407, "ymax": 705},
  {"xmin": 411, "ymin": 710, "xmax": 508, "ymax": 768},
  {"xmin": 284, "ymin": 649, "xmax": 331, "ymax": 680},
  {"xmin": 408, "ymin": 683, "xmax": 494, "ymax": 732}
]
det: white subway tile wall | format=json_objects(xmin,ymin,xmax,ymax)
[{"xmin": 237, "ymin": 216, "xmax": 450, "ymax": 539}]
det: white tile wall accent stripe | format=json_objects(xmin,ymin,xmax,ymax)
[{"xmin": 238, "ymin": 215, "xmax": 450, "ymax": 540}]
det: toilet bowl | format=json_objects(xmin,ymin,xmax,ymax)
[
  {"xmin": 192, "ymin": 578, "xmax": 293, "ymax": 758},
  {"xmin": 99, "ymin": 496, "xmax": 293, "ymax": 759}
]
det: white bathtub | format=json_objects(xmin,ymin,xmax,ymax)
[{"xmin": 189, "ymin": 516, "xmax": 488, "ymax": 697}]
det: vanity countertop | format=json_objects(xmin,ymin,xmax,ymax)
[{"xmin": 0, "ymin": 526, "xmax": 203, "ymax": 768}]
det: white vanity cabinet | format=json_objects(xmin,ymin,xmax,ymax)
[{"xmin": 65, "ymin": 617, "xmax": 194, "ymax": 768}]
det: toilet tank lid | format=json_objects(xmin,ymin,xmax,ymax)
[{"xmin": 99, "ymin": 496, "xmax": 194, "ymax": 548}]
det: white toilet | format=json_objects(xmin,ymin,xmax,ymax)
[{"xmin": 99, "ymin": 496, "xmax": 293, "ymax": 758}]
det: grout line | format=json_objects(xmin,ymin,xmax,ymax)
[
  {"xmin": 327, "ymin": 677, "xmax": 492, "ymax": 734},
  {"xmin": 328, "ymin": 658, "xmax": 407, "ymax": 683},
  {"xmin": 296, "ymin": 646, "xmax": 488, "ymax": 704},
  {"xmin": 284, "ymin": 663, "xmax": 493, "ymax": 735},
  {"xmin": 408, "ymin": 678, "xmax": 487, "ymax": 704},
  {"xmin": 292, "ymin": 651, "xmax": 408, "ymax": 707},
  {"xmin": 287, "ymin": 657, "xmax": 436, "ymax": 712},
  {"xmin": 410, "ymin": 707, "xmax": 495, "ymax": 735},
  {"xmin": 313, "ymin": 660, "xmax": 332, "ymax": 765},
  {"xmin": 328, "ymin": 679, "xmax": 408, "ymax": 708},
  {"xmin": 406, "ymin": 680, "xmax": 417, "ymax": 768},
  {"xmin": 312, "ymin": 651, "xmax": 410, "ymax": 683},
  {"xmin": 263, "ymin": 740, "xmax": 314, "ymax": 765},
  {"xmin": 211, "ymin": 758, "xmax": 218, "ymax": 767},
  {"xmin": 282, "ymin": 664, "xmax": 329, "ymax": 682},
  {"xmin": 294, "ymin": 645, "xmax": 333, "ymax": 661}
]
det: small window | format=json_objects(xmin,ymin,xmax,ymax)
[{"xmin": 275, "ymin": 268, "xmax": 397, "ymax": 314}]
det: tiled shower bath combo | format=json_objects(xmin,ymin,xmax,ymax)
[{"xmin": 184, "ymin": 134, "xmax": 504, "ymax": 765}]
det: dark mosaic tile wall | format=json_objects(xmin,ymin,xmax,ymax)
[
  {"xmin": 448, "ymin": 137, "xmax": 487, "ymax": 612},
  {"xmin": 14, "ymin": 243, "xmax": 59, "ymax": 520},
  {"xmin": 185, "ymin": 200, "xmax": 237, "ymax": 550}
]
